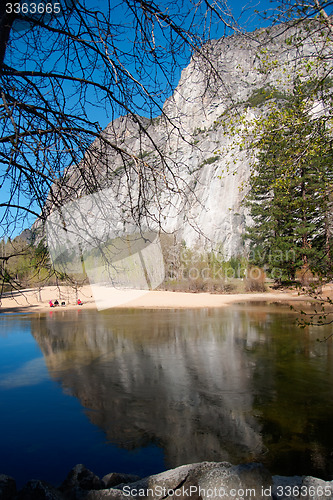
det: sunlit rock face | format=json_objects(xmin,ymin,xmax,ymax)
[{"xmin": 49, "ymin": 20, "xmax": 332, "ymax": 259}]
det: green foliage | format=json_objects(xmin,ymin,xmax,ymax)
[
  {"xmin": 199, "ymin": 156, "xmax": 220, "ymax": 168},
  {"xmin": 246, "ymin": 85, "xmax": 287, "ymax": 107},
  {"xmin": 162, "ymin": 240, "xmax": 249, "ymax": 292},
  {"xmin": 137, "ymin": 150, "xmax": 150, "ymax": 159},
  {"xmin": 0, "ymin": 238, "xmax": 52, "ymax": 288},
  {"xmin": 193, "ymin": 126, "xmax": 206, "ymax": 136},
  {"xmin": 244, "ymin": 79, "xmax": 333, "ymax": 281},
  {"xmin": 150, "ymin": 116, "xmax": 161, "ymax": 126},
  {"xmin": 110, "ymin": 165, "xmax": 125, "ymax": 177}
]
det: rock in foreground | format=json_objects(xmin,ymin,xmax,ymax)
[{"xmin": 2, "ymin": 462, "xmax": 333, "ymax": 500}]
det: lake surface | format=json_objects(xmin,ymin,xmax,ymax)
[{"xmin": 0, "ymin": 304, "xmax": 333, "ymax": 488}]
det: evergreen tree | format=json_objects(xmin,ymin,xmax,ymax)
[{"xmin": 245, "ymin": 80, "xmax": 333, "ymax": 281}]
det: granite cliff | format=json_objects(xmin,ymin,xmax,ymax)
[{"xmin": 49, "ymin": 20, "xmax": 332, "ymax": 259}]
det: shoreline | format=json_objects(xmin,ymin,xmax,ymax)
[{"xmin": 0, "ymin": 284, "xmax": 324, "ymax": 314}]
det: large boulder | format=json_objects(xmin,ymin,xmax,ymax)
[
  {"xmin": 301, "ymin": 476, "xmax": 333, "ymax": 500},
  {"xmin": 59, "ymin": 464, "xmax": 105, "ymax": 499},
  {"xmin": 272, "ymin": 475, "xmax": 333, "ymax": 500},
  {"xmin": 102, "ymin": 473, "xmax": 141, "ymax": 489},
  {"xmin": 84, "ymin": 462, "xmax": 273, "ymax": 500}
]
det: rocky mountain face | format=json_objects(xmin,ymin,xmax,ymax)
[{"xmin": 53, "ymin": 20, "xmax": 331, "ymax": 259}]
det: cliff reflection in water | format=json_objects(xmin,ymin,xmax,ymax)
[{"xmin": 30, "ymin": 306, "xmax": 333, "ymax": 477}]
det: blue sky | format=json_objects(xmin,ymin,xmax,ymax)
[
  {"xmin": 10, "ymin": 0, "xmax": 280, "ymax": 129},
  {"xmin": 43, "ymin": 0, "xmax": 282, "ymax": 132},
  {"xmin": 0, "ymin": 0, "xmax": 296, "ymax": 238}
]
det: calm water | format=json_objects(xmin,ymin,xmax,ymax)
[{"xmin": 0, "ymin": 305, "xmax": 333, "ymax": 488}]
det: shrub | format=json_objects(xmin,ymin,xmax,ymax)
[
  {"xmin": 295, "ymin": 265, "xmax": 315, "ymax": 287},
  {"xmin": 244, "ymin": 267, "xmax": 267, "ymax": 292}
]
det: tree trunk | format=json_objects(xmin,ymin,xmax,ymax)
[
  {"xmin": 325, "ymin": 190, "xmax": 333, "ymax": 269},
  {"xmin": 301, "ymin": 173, "xmax": 308, "ymax": 267}
]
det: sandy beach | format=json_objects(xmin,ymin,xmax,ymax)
[{"xmin": 0, "ymin": 283, "xmax": 323, "ymax": 314}]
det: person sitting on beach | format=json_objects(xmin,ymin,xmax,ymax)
[
  {"xmin": 77, "ymin": 299, "xmax": 83, "ymax": 306},
  {"xmin": 54, "ymin": 300, "xmax": 59, "ymax": 306},
  {"xmin": 61, "ymin": 301, "xmax": 66, "ymax": 306},
  {"xmin": 49, "ymin": 300, "xmax": 54, "ymax": 308}
]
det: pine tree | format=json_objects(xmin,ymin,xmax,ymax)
[{"xmin": 245, "ymin": 80, "xmax": 333, "ymax": 281}]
